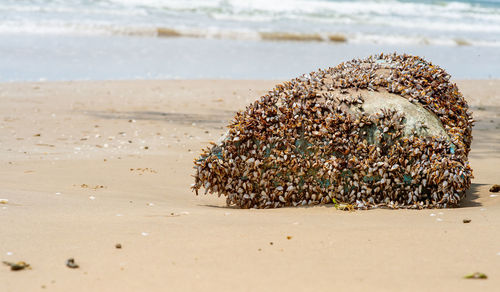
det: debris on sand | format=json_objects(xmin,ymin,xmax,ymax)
[
  {"xmin": 66, "ymin": 258, "xmax": 79, "ymax": 269},
  {"xmin": 3, "ymin": 261, "xmax": 30, "ymax": 271},
  {"xmin": 193, "ymin": 53, "xmax": 473, "ymax": 209},
  {"xmin": 464, "ymin": 272, "xmax": 487, "ymax": 279}
]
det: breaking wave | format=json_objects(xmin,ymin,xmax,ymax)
[{"xmin": 1, "ymin": 0, "xmax": 500, "ymax": 47}]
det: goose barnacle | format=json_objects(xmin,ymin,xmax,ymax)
[{"xmin": 192, "ymin": 53, "xmax": 473, "ymax": 209}]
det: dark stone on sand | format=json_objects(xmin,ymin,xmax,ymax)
[{"xmin": 489, "ymin": 184, "xmax": 500, "ymax": 192}]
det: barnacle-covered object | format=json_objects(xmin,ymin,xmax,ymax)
[{"xmin": 192, "ymin": 53, "xmax": 474, "ymax": 209}]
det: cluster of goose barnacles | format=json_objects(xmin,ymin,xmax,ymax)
[{"xmin": 192, "ymin": 53, "xmax": 474, "ymax": 209}]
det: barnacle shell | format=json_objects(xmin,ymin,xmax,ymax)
[{"xmin": 192, "ymin": 53, "xmax": 473, "ymax": 209}]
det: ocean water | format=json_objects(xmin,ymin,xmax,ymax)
[{"xmin": 1, "ymin": 0, "xmax": 500, "ymax": 81}]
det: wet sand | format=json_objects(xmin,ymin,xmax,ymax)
[{"xmin": 0, "ymin": 80, "xmax": 499, "ymax": 291}]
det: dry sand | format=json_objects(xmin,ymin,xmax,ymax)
[{"xmin": 0, "ymin": 80, "xmax": 499, "ymax": 291}]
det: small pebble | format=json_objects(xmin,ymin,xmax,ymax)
[
  {"xmin": 269, "ymin": 242, "xmax": 274, "ymax": 245},
  {"xmin": 430, "ymin": 213, "xmax": 436, "ymax": 217},
  {"xmin": 89, "ymin": 196, "xmax": 96, "ymax": 200},
  {"xmin": 463, "ymin": 219, "xmax": 471, "ymax": 223},
  {"xmin": 286, "ymin": 236, "xmax": 292, "ymax": 240},
  {"xmin": 0, "ymin": 199, "xmax": 8, "ymax": 204},
  {"xmin": 489, "ymin": 184, "xmax": 500, "ymax": 192},
  {"xmin": 115, "ymin": 243, "xmax": 122, "ymax": 249},
  {"xmin": 141, "ymin": 232, "xmax": 149, "ymax": 236}
]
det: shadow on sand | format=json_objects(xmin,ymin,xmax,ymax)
[{"xmin": 460, "ymin": 183, "xmax": 485, "ymax": 208}]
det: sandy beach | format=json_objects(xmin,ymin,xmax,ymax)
[{"xmin": 0, "ymin": 80, "xmax": 499, "ymax": 291}]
